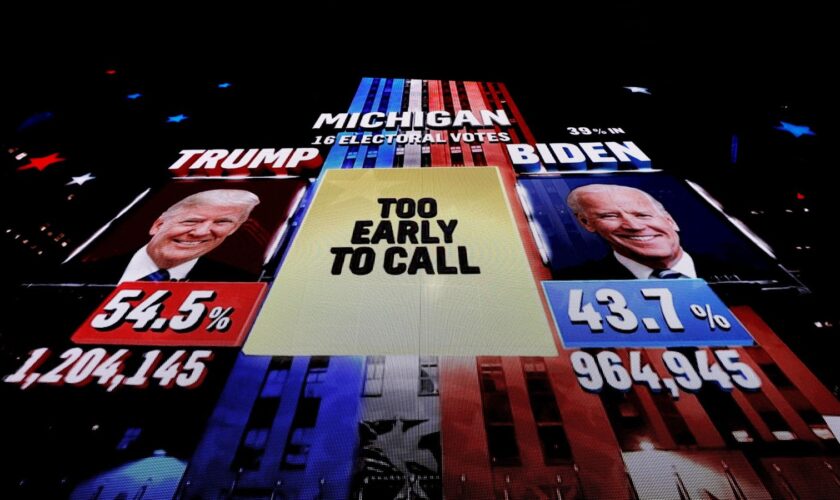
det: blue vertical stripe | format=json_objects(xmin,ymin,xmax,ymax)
[
  {"xmin": 354, "ymin": 136, "xmax": 371, "ymax": 168},
  {"xmin": 278, "ymin": 357, "xmax": 365, "ymax": 499},
  {"xmin": 354, "ymin": 79, "xmax": 388, "ymax": 168},
  {"xmin": 730, "ymin": 134, "xmax": 739, "ymax": 164},
  {"xmin": 349, "ymin": 77, "xmax": 374, "ymax": 112},
  {"xmin": 369, "ymin": 78, "xmax": 386, "ymax": 114},
  {"xmin": 323, "ymin": 133, "xmax": 352, "ymax": 170},
  {"xmin": 375, "ymin": 78, "xmax": 405, "ymax": 168}
]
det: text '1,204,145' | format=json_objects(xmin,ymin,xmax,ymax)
[{"xmin": 4, "ymin": 347, "xmax": 213, "ymax": 391}]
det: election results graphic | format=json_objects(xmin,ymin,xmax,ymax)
[
  {"xmin": 2, "ymin": 74, "xmax": 839, "ymax": 500},
  {"xmin": 245, "ymin": 167, "xmax": 556, "ymax": 356}
]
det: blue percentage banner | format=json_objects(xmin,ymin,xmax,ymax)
[{"xmin": 543, "ymin": 279, "xmax": 754, "ymax": 348}]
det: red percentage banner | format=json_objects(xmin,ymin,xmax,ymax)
[{"xmin": 72, "ymin": 282, "xmax": 267, "ymax": 347}]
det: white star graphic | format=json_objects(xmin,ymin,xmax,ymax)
[
  {"xmin": 624, "ymin": 86, "xmax": 651, "ymax": 94},
  {"xmin": 67, "ymin": 173, "xmax": 96, "ymax": 186}
]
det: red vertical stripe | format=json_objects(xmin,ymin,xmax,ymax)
[
  {"xmin": 449, "ymin": 81, "xmax": 474, "ymax": 166},
  {"xmin": 441, "ymin": 80, "xmax": 630, "ymax": 499},
  {"xmin": 647, "ymin": 348, "xmax": 727, "ymax": 448},
  {"xmin": 734, "ymin": 306, "xmax": 840, "ymax": 415},
  {"xmin": 427, "ymin": 80, "xmax": 451, "ymax": 167},
  {"xmin": 498, "ymin": 82, "xmax": 537, "ymax": 145}
]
